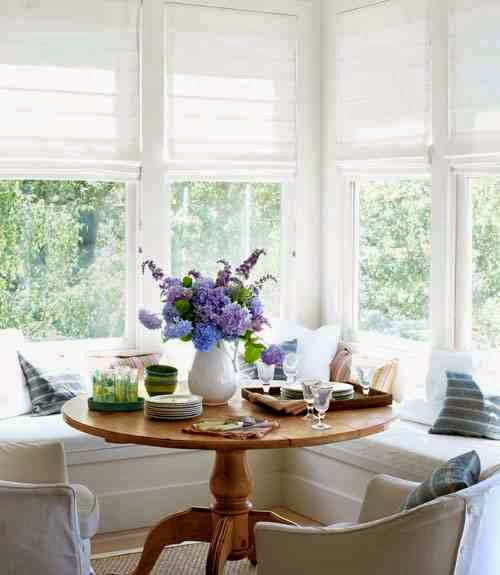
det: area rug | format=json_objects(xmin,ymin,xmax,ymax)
[{"xmin": 92, "ymin": 542, "xmax": 256, "ymax": 574}]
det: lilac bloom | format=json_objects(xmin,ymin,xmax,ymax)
[
  {"xmin": 235, "ymin": 249, "xmax": 266, "ymax": 279},
  {"xmin": 261, "ymin": 345, "xmax": 285, "ymax": 366},
  {"xmin": 138, "ymin": 308, "xmax": 162, "ymax": 330}
]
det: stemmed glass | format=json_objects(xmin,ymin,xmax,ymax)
[
  {"xmin": 257, "ymin": 361, "xmax": 275, "ymax": 395},
  {"xmin": 300, "ymin": 379, "xmax": 319, "ymax": 421},
  {"xmin": 283, "ymin": 353, "xmax": 299, "ymax": 385},
  {"xmin": 311, "ymin": 384, "xmax": 334, "ymax": 430}
]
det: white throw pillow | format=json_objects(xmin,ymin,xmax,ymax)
[
  {"xmin": 397, "ymin": 399, "xmax": 445, "ymax": 427},
  {"xmin": 0, "ymin": 330, "xmax": 31, "ymax": 420},
  {"xmin": 264, "ymin": 320, "xmax": 340, "ymax": 381},
  {"xmin": 297, "ymin": 325, "xmax": 341, "ymax": 381},
  {"xmin": 425, "ymin": 349, "xmax": 477, "ymax": 401}
]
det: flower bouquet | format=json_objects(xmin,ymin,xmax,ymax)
[{"xmin": 139, "ymin": 249, "xmax": 284, "ymax": 404}]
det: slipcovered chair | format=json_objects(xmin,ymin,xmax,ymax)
[
  {"xmin": 255, "ymin": 467, "xmax": 500, "ymax": 575},
  {"xmin": 0, "ymin": 442, "xmax": 99, "ymax": 575}
]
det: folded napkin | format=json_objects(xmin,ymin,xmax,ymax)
[
  {"xmin": 183, "ymin": 418, "xmax": 280, "ymax": 440},
  {"xmin": 244, "ymin": 391, "xmax": 307, "ymax": 416}
]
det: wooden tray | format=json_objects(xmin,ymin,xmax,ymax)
[{"xmin": 241, "ymin": 383, "xmax": 392, "ymax": 411}]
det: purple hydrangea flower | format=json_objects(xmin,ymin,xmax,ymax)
[
  {"xmin": 162, "ymin": 302, "xmax": 179, "ymax": 322},
  {"xmin": 194, "ymin": 277, "xmax": 215, "ymax": 290},
  {"xmin": 166, "ymin": 285, "xmax": 193, "ymax": 306},
  {"xmin": 138, "ymin": 308, "xmax": 162, "ymax": 330},
  {"xmin": 192, "ymin": 323, "xmax": 222, "ymax": 352},
  {"xmin": 261, "ymin": 345, "xmax": 285, "ymax": 366},
  {"xmin": 193, "ymin": 285, "xmax": 230, "ymax": 323},
  {"xmin": 217, "ymin": 302, "xmax": 251, "ymax": 339},
  {"xmin": 163, "ymin": 318, "xmax": 192, "ymax": 339}
]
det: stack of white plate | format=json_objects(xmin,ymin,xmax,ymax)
[
  {"xmin": 144, "ymin": 394, "xmax": 203, "ymax": 420},
  {"xmin": 281, "ymin": 382, "xmax": 355, "ymax": 401},
  {"xmin": 331, "ymin": 382, "xmax": 354, "ymax": 400},
  {"xmin": 280, "ymin": 385, "xmax": 304, "ymax": 400}
]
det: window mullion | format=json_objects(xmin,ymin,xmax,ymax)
[
  {"xmin": 454, "ymin": 174, "xmax": 472, "ymax": 350},
  {"xmin": 139, "ymin": 0, "xmax": 167, "ymax": 353}
]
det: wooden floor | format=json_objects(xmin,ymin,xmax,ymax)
[{"xmin": 92, "ymin": 507, "xmax": 321, "ymax": 555}]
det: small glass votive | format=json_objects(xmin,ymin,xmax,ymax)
[
  {"xmin": 126, "ymin": 368, "xmax": 139, "ymax": 402},
  {"xmin": 102, "ymin": 369, "xmax": 116, "ymax": 403},
  {"xmin": 114, "ymin": 367, "xmax": 128, "ymax": 402},
  {"xmin": 92, "ymin": 370, "xmax": 104, "ymax": 401}
]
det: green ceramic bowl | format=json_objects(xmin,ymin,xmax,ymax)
[{"xmin": 145, "ymin": 364, "xmax": 178, "ymax": 396}]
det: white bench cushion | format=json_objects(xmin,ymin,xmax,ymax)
[
  {"xmin": 0, "ymin": 413, "xmax": 109, "ymax": 453},
  {"xmin": 311, "ymin": 419, "xmax": 500, "ymax": 482}
]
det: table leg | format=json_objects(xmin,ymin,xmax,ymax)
[
  {"xmin": 110, "ymin": 507, "xmax": 212, "ymax": 575},
  {"xmin": 106, "ymin": 450, "xmax": 297, "ymax": 575}
]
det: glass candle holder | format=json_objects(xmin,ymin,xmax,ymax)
[
  {"xmin": 114, "ymin": 367, "xmax": 128, "ymax": 402},
  {"xmin": 92, "ymin": 370, "xmax": 104, "ymax": 401},
  {"xmin": 126, "ymin": 368, "xmax": 139, "ymax": 402},
  {"xmin": 102, "ymin": 369, "xmax": 116, "ymax": 403}
]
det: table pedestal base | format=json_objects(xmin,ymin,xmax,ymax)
[{"xmin": 109, "ymin": 450, "xmax": 296, "ymax": 575}]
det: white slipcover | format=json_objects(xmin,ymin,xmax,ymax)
[
  {"xmin": 255, "ymin": 469, "xmax": 500, "ymax": 575},
  {"xmin": 0, "ymin": 442, "xmax": 99, "ymax": 575}
]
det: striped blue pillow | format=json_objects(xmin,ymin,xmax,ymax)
[
  {"xmin": 429, "ymin": 371, "xmax": 500, "ymax": 440},
  {"xmin": 401, "ymin": 450, "xmax": 481, "ymax": 511}
]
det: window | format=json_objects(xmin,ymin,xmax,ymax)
[
  {"xmin": 471, "ymin": 177, "xmax": 500, "ymax": 349},
  {"xmin": 164, "ymin": 3, "xmax": 297, "ymax": 320},
  {"xmin": 357, "ymin": 178, "xmax": 431, "ymax": 342},
  {"xmin": 0, "ymin": 180, "xmax": 131, "ymax": 341},
  {"xmin": 170, "ymin": 182, "xmax": 282, "ymax": 316}
]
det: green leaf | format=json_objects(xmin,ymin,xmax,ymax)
[
  {"xmin": 175, "ymin": 299, "xmax": 191, "ymax": 316},
  {"xmin": 244, "ymin": 340, "xmax": 265, "ymax": 364},
  {"xmin": 180, "ymin": 333, "xmax": 192, "ymax": 342},
  {"xmin": 182, "ymin": 276, "xmax": 193, "ymax": 288}
]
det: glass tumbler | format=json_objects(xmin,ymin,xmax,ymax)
[
  {"xmin": 257, "ymin": 361, "xmax": 275, "ymax": 395},
  {"xmin": 311, "ymin": 384, "xmax": 334, "ymax": 430},
  {"xmin": 300, "ymin": 379, "xmax": 319, "ymax": 421},
  {"xmin": 283, "ymin": 353, "xmax": 299, "ymax": 385}
]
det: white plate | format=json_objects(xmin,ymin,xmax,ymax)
[
  {"xmin": 331, "ymin": 383, "xmax": 354, "ymax": 393},
  {"xmin": 145, "ymin": 407, "xmax": 201, "ymax": 414},
  {"xmin": 146, "ymin": 394, "xmax": 202, "ymax": 405}
]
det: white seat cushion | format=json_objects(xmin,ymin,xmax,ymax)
[
  {"xmin": 314, "ymin": 419, "xmax": 500, "ymax": 482},
  {"xmin": 73, "ymin": 483, "xmax": 99, "ymax": 539},
  {"xmin": 0, "ymin": 412, "xmax": 108, "ymax": 453}
]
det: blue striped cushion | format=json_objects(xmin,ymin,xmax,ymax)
[
  {"xmin": 18, "ymin": 353, "xmax": 82, "ymax": 416},
  {"xmin": 401, "ymin": 450, "xmax": 481, "ymax": 511},
  {"xmin": 429, "ymin": 371, "xmax": 500, "ymax": 440}
]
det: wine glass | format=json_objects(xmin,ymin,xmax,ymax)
[
  {"xmin": 257, "ymin": 361, "xmax": 275, "ymax": 395},
  {"xmin": 283, "ymin": 353, "xmax": 299, "ymax": 385},
  {"xmin": 356, "ymin": 365, "xmax": 375, "ymax": 396},
  {"xmin": 300, "ymin": 379, "xmax": 319, "ymax": 421},
  {"xmin": 311, "ymin": 384, "xmax": 334, "ymax": 430}
]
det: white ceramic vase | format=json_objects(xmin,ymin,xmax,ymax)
[{"xmin": 188, "ymin": 343, "xmax": 238, "ymax": 406}]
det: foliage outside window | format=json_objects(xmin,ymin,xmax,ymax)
[
  {"xmin": 170, "ymin": 182, "xmax": 281, "ymax": 316},
  {"xmin": 0, "ymin": 180, "xmax": 127, "ymax": 341},
  {"xmin": 358, "ymin": 178, "xmax": 431, "ymax": 342},
  {"xmin": 472, "ymin": 177, "xmax": 500, "ymax": 349}
]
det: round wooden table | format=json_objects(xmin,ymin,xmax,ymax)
[{"xmin": 63, "ymin": 395, "xmax": 394, "ymax": 575}]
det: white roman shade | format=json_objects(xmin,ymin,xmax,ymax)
[
  {"xmin": 165, "ymin": 4, "xmax": 297, "ymax": 173},
  {"xmin": 449, "ymin": 0, "xmax": 500, "ymax": 155},
  {"xmin": 0, "ymin": 0, "xmax": 140, "ymax": 165},
  {"xmin": 336, "ymin": 0, "xmax": 430, "ymax": 161}
]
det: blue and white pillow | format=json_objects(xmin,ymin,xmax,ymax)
[
  {"xmin": 18, "ymin": 352, "xmax": 85, "ymax": 416},
  {"xmin": 429, "ymin": 371, "xmax": 500, "ymax": 440},
  {"xmin": 239, "ymin": 339, "xmax": 298, "ymax": 381},
  {"xmin": 401, "ymin": 450, "xmax": 481, "ymax": 511}
]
